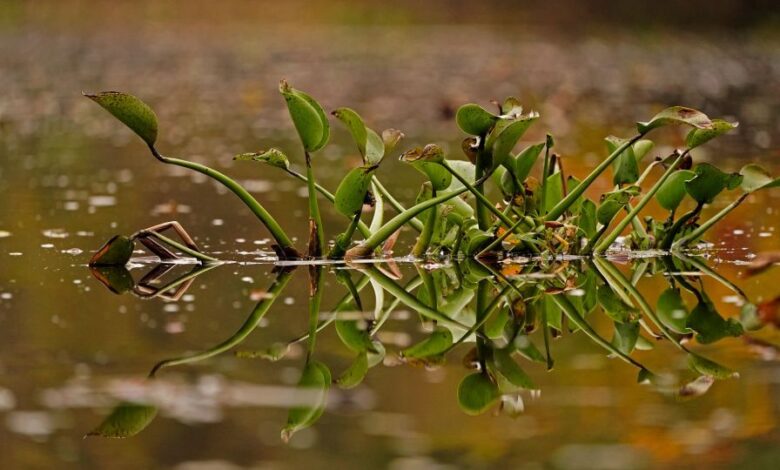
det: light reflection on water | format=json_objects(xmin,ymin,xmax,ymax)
[{"xmin": 1, "ymin": 6, "xmax": 780, "ymax": 470}]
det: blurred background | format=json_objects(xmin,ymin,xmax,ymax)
[{"xmin": 0, "ymin": 1, "xmax": 779, "ymax": 469}]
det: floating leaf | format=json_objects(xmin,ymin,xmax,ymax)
[
  {"xmin": 656, "ymin": 170, "xmax": 695, "ymax": 211},
  {"xmin": 456, "ymin": 103, "xmax": 498, "ymax": 136},
  {"xmin": 457, "ymin": 372, "xmax": 500, "ymax": 415},
  {"xmin": 279, "ymin": 80, "xmax": 329, "ymax": 152},
  {"xmin": 401, "ymin": 327, "xmax": 453, "ymax": 359},
  {"xmin": 685, "ymin": 119, "xmax": 738, "ymax": 149},
  {"xmin": 334, "ymin": 167, "xmax": 373, "ymax": 216},
  {"xmin": 492, "ymin": 348, "xmax": 535, "ymax": 390},
  {"xmin": 86, "ymin": 402, "xmax": 157, "ymax": 438},
  {"xmin": 684, "ymin": 163, "xmax": 741, "ymax": 205},
  {"xmin": 282, "ymin": 361, "xmax": 331, "ymax": 442},
  {"xmin": 739, "ymin": 164, "xmax": 780, "ymax": 193},
  {"xmin": 688, "ymin": 353, "xmax": 738, "ymax": 379},
  {"xmin": 514, "ymin": 142, "xmax": 545, "ymax": 183},
  {"xmin": 336, "ymin": 352, "xmax": 369, "ymax": 389},
  {"xmin": 234, "ymin": 148, "xmax": 290, "ymax": 170},
  {"xmin": 89, "ymin": 235, "xmax": 135, "ymax": 267},
  {"xmin": 636, "ymin": 106, "xmax": 712, "ymax": 134},
  {"xmin": 597, "ymin": 285, "xmax": 637, "ymax": 323},
  {"xmin": 687, "ymin": 300, "xmax": 743, "ymax": 344},
  {"xmin": 84, "ymin": 91, "xmax": 158, "ymax": 146},
  {"xmin": 656, "ymin": 288, "xmax": 689, "ymax": 334}
]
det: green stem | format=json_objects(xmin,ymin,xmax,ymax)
[
  {"xmin": 540, "ymin": 143, "xmax": 552, "ymax": 215},
  {"xmin": 595, "ymin": 153, "xmax": 684, "ymax": 253},
  {"xmin": 152, "ymin": 147, "xmax": 298, "ymax": 257},
  {"xmin": 330, "ymin": 211, "xmax": 362, "ymax": 258},
  {"xmin": 441, "ymin": 161, "xmax": 516, "ymax": 230},
  {"xmin": 305, "ymin": 152, "xmax": 325, "ymax": 257},
  {"xmin": 660, "ymin": 203, "xmax": 702, "ymax": 249},
  {"xmin": 545, "ymin": 135, "xmax": 641, "ymax": 222},
  {"xmin": 142, "ymin": 231, "xmax": 219, "ymax": 264},
  {"xmin": 306, "ymin": 266, "xmax": 324, "ymax": 361},
  {"xmin": 474, "ymin": 147, "xmax": 491, "ymax": 230},
  {"xmin": 372, "ymin": 177, "xmax": 424, "ymax": 232},
  {"xmin": 412, "ymin": 189, "xmax": 438, "ymax": 257},
  {"xmin": 149, "ymin": 268, "xmax": 294, "ymax": 376},
  {"xmin": 672, "ymin": 193, "xmax": 749, "ymax": 249}
]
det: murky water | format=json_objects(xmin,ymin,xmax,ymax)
[{"xmin": 1, "ymin": 4, "xmax": 779, "ymax": 469}]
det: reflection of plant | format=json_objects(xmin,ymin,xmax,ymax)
[
  {"xmin": 84, "ymin": 87, "xmax": 779, "ymax": 263},
  {"xmin": 88, "ymin": 255, "xmax": 766, "ymax": 440}
]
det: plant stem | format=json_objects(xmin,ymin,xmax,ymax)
[
  {"xmin": 672, "ymin": 193, "xmax": 749, "ymax": 249},
  {"xmin": 441, "ymin": 161, "xmax": 517, "ymax": 230},
  {"xmin": 306, "ymin": 266, "xmax": 324, "ymax": 361},
  {"xmin": 372, "ymin": 177, "xmax": 424, "ymax": 232},
  {"xmin": 474, "ymin": 145, "xmax": 491, "ymax": 230},
  {"xmin": 143, "ymin": 231, "xmax": 219, "ymax": 263},
  {"xmin": 595, "ymin": 152, "xmax": 684, "ymax": 253},
  {"xmin": 660, "ymin": 203, "xmax": 702, "ymax": 249},
  {"xmin": 545, "ymin": 136, "xmax": 640, "ymax": 222},
  {"xmin": 412, "ymin": 189, "xmax": 438, "ymax": 258},
  {"xmin": 305, "ymin": 152, "xmax": 325, "ymax": 258},
  {"xmin": 150, "ymin": 146, "xmax": 298, "ymax": 258}
]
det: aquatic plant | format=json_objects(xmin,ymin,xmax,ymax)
[{"xmin": 83, "ymin": 85, "xmax": 780, "ymax": 263}]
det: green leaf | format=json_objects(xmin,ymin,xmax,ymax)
[
  {"xmin": 636, "ymin": 106, "xmax": 712, "ymax": 134},
  {"xmin": 86, "ymin": 402, "xmax": 157, "ymax": 438},
  {"xmin": 656, "ymin": 170, "xmax": 695, "ymax": 211},
  {"xmin": 579, "ymin": 199, "xmax": 597, "ymax": 239},
  {"xmin": 685, "ymin": 119, "xmax": 738, "ymax": 149},
  {"xmin": 89, "ymin": 235, "xmax": 135, "ymax": 267},
  {"xmin": 513, "ymin": 335, "xmax": 546, "ymax": 363},
  {"xmin": 514, "ymin": 142, "xmax": 545, "ymax": 183},
  {"xmin": 605, "ymin": 136, "xmax": 639, "ymax": 185},
  {"xmin": 739, "ymin": 164, "xmax": 780, "ymax": 193},
  {"xmin": 84, "ymin": 91, "xmax": 158, "ymax": 146},
  {"xmin": 89, "ymin": 266, "xmax": 134, "ymax": 294},
  {"xmin": 687, "ymin": 300, "xmax": 743, "ymax": 344},
  {"xmin": 334, "ymin": 167, "xmax": 373, "ymax": 216},
  {"xmin": 335, "ymin": 317, "xmax": 376, "ymax": 353},
  {"xmin": 234, "ymin": 148, "xmax": 290, "ymax": 170},
  {"xmin": 336, "ymin": 352, "xmax": 369, "ymax": 389},
  {"xmin": 456, "ymin": 103, "xmax": 498, "ymax": 136},
  {"xmin": 401, "ymin": 327, "xmax": 453, "ymax": 359},
  {"xmin": 596, "ymin": 187, "xmax": 637, "ymax": 225},
  {"xmin": 543, "ymin": 172, "xmax": 564, "ymax": 215},
  {"xmin": 408, "ymin": 162, "xmax": 452, "ymax": 191},
  {"xmin": 487, "ymin": 114, "xmax": 539, "ymax": 170},
  {"xmin": 279, "ymin": 80, "xmax": 329, "ymax": 152},
  {"xmin": 332, "ymin": 108, "xmax": 385, "ymax": 166},
  {"xmin": 400, "ymin": 144, "xmax": 444, "ymax": 164},
  {"xmin": 457, "ymin": 373, "xmax": 500, "ymax": 415},
  {"xmin": 443, "ymin": 160, "xmax": 476, "ymax": 193},
  {"xmin": 688, "ymin": 353, "xmax": 738, "ymax": 379},
  {"xmin": 597, "ymin": 285, "xmax": 638, "ymax": 323},
  {"xmin": 282, "ymin": 361, "xmax": 331, "ymax": 442},
  {"xmin": 656, "ymin": 288, "xmax": 689, "ymax": 334},
  {"xmin": 492, "ymin": 348, "xmax": 535, "ymax": 390},
  {"xmin": 685, "ymin": 163, "xmax": 742, "ymax": 204},
  {"xmin": 611, "ymin": 321, "xmax": 640, "ymax": 355}
]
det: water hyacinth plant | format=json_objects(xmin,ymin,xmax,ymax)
[{"xmin": 84, "ymin": 85, "xmax": 779, "ymax": 264}]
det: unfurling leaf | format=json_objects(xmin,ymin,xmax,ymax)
[
  {"xmin": 457, "ymin": 372, "xmax": 500, "ymax": 415},
  {"xmin": 84, "ymin": 91, "xmax": 158, "ymax": 146},
  {"xmin": 656, "ymin": 170, "xmax": 695, "ymax": 211},
  {"xmin": 86, "ymin": 402, "xmax": 157, "ymax": 438},
  {"xmin": 336, "ymin": 352, "xmax": 369, "ymax": 389},
  {"xmin": 456, "ymin": 103, "xmax": 498, "ymax": 136},
  {"xmin": 279, "ymin": 80, "xmax": 329, "ymax": 152},
  {"xmin": 334, "ymin": 167, "xmax": 373, "ymax": 216},
  {"xmin": 89, "ymin": 235, "xmax": 135, "ymax": 267},
  {"xmin": 685, "ymin": 119, "xmax": 738, "ymax": 149},
  {"xmin": 234, "ymin": 148, "xmax": 290, "ymax": 170},
  {"xmin": 636, "ymin": 106, "xmax": 712, "ymax": 134}
]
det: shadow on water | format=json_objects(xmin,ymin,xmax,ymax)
[{"xmin": 84, "ymin": 252, "xmax": 772, "ymax": 442}]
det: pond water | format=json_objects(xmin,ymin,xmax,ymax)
[{"xmin": 1, "ymin": 4, "xmax": 779, "ymax": 469}]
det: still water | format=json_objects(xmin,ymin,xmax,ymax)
[{"xmin": 1, "ymin": 5, "xmax": 779, "ymax": 469}]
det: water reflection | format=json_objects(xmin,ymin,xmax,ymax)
[{"xmin": 85, "ymin": 253, "xmax": 769, "ymax": 442}]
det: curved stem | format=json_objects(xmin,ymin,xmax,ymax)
[
  {"xmin": 372, "ymin": 177, "xmax": 424, "ymax": 232},
  {"xmin": 412, "ymin": 189, "xmax": 438, "ymax": 257},
  {"xmin": 149, "ymin": 268, "xmax": 294, "ymax": 376},
  {"xmin": 150, "ymin": 146, "xmax": 298, "ymax": 257},
  {"xmin": 441, "ymin": 161, "xmax": 516, "ymax": 230}
]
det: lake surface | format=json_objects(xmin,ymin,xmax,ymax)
[{"xmin": 1, "ymin": 4, "xmax": 779, "ymax": 469}]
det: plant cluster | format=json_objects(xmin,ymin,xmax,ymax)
[{"xmin": 84, "ymin": 83, "xmax": 780, "ymax": 266}]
